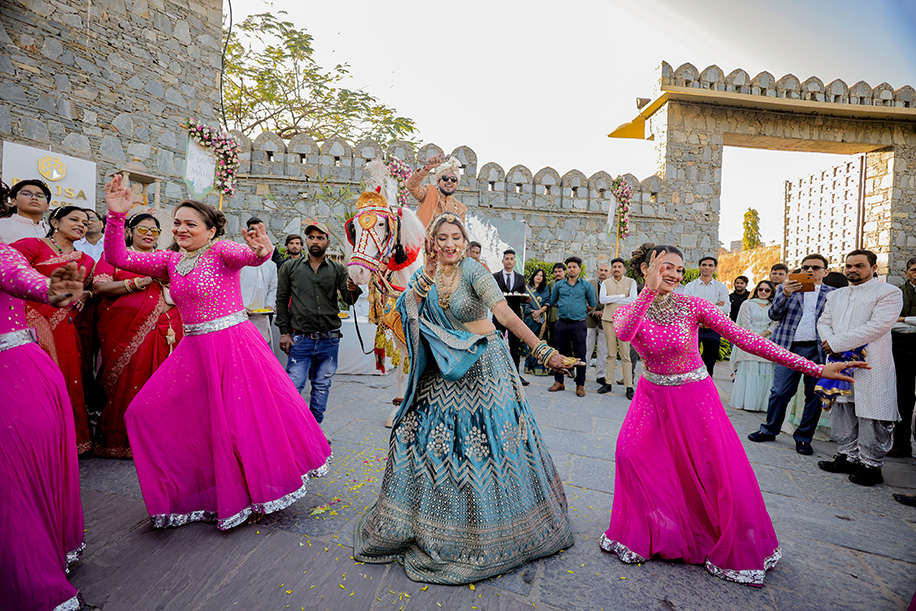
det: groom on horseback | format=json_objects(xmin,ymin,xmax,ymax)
[{"xmin": 406, "ymin": 154, "xmax": 467, "ymax": 227}]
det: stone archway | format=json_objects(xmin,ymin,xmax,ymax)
[{"xmin": 610, "ymin": 62, "xmax": 916, "ymax": 281}]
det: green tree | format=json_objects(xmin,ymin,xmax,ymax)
[
  {"xmin": 742, "ymin": 208, "xmax": 762, "ymax": 251},
  {"xmin": 222, "ymin": 12, "xmax": 418, "ymax": 146}
]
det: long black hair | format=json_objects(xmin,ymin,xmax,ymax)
[{"xmin": 528, "ymin": 268, "xmax": 548, "ymax": 291}]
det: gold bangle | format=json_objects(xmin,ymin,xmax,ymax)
[{"xmin": 124, "ymin": 279, "xmax": 134, "ymax": 292}]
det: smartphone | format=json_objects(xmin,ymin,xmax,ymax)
[{"xmin": 788, "ymin": 272, "xmax": 815, "ymax": 292}]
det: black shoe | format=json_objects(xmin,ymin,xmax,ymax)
[
  {"xmin": 596, "ymin": 377, "xmax": 606, "ymax": 386},
  {"xmin": 817, "ymin": 454, "xmax": 857, "ymax": 474},
  {"xmin": 625, "ymin": 387, "xmax": 634, "ymax": 400},
  {"xmin": 597, "ymin": 384, "xmax": 613, "ymax": 394},
  {"xmin": 849, "ymin": 465, "xmax": 883, "ymax": 486},
  {"xmin": 617, "ymin": 379, "xmax": 625, "ymax": 385},
  {"xmin": 888, "ymin": 446, "xmax": 913, "ymax": 458},
  {"xmin": 795, "ymin": 441, "xmax": 813, "ymax": 455},
  {"xmin": 893, "ymin": 493, "xmax": 916, "ymax": 507},
  {"xmin": 520, "ymin": 377, "xmax": 530, "ymax": 387},
  {"xmin": 747, "ymin": 431, "xmax": 776, "ymax": 442}
]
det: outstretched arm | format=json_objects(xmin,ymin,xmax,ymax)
[{"xmin": 697, "ymin": 298, "xmax": 822, "ymax": 377}]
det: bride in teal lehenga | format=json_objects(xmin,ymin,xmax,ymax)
[{"xmin": 354, "ymin": 213, "xmax": 576, "ymax": 584}]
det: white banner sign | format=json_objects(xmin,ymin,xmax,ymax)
[
  {"xmin": 184, "ymin": 135, "xmax": 216, "ymax": 199},
  {"xmin": 1, "ymin": 141, "xmax": 97, "ymax": 209}
]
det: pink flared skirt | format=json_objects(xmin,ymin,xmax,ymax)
[
  {"xmin": 601, "ymin": 375, "xmax": 780, "ymax": 586},
  {"xmin": 125, "ymin": 320, "xmax": 332, "ymax": 530},
  {"xmin": 0, "ymin": 343, "xmax": 84, "ymax": 611}
]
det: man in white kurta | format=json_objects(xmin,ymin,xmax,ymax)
[
  {"xmin": 816, "ymin": 250, "xmax": 903, "ymax": 486},
  {"xmin": 240, "ymin": 218, "xmax": 278, "ymax": 344}
]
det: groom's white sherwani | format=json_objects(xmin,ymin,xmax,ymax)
[{"xmin": 817, "ymin": 278, "xmax": 902, "ymax": 421}]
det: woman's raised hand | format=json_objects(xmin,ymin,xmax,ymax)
[
  {"xmin": 242, "ymin": 223, "xmax": 272, "ymax": 258},
  {"xmin": 423, "ymin": 236, "xmax": 438, "ymax": 278},
  {"xmin": 105, "ymin": 174, "xmax": 133, "ymax": 214},
  {"xmin": 644, "ymin": 249, "xmax": 667, "ymax": 292},
  {"xmin": 47, "ymin": 262, "xmax": 86, "ymax": 307}
]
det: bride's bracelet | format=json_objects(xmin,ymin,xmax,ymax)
[
  {"xmin": 413, "ymin": 281, "xmax": 430, "ymax": 299},
  {"xmin": 531, "ymin": 339, "xmax": 551, "ymax": 362},
  {"xmin": 420, "ymin": 269, "xmax": 435, "ymax": 286}
]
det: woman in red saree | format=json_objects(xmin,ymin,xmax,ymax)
[
  {"xmin": 13, "ymin": 205, "xmax": 94, "ymax": 454},
  {"xmin": 92, "ymin": 213, "xmax": 182, "ymax": 457}
]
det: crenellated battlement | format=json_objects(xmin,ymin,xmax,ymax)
[
  {"xmin": 658, "ymin": 61, "xmax": 915, "ymax": 108},
  {"xmin": 222, "ymin": 133, "xmax": 698, "ymax": 266}
]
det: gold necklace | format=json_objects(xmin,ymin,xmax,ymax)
[
  {"xmin": 436, "ymin": 261, "xmax": 461, "ymax": 309},
  {"xmin": 175, "ymin": 243, "xmax": 211, "ymax": 276}
]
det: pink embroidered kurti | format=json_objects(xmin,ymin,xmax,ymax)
[
  {"xmin": 105, "ymin": 212, "xmax": 332, "ymax": 530},
  {"xmin": 0, "ymin": 245, "xmax": 84, "ymax": 611},
  {"xmin": 600, "ymin": 289, "xmax": 822, "ymax": 586}
]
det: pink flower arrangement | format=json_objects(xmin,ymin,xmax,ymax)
[
  {"xmin": 611, "ymin": 176, "xmax": 632, "ymax": 238},
  {"xmin": 187, "ymin": 118, "xmax": 241, "ymax": 197},
  {"xmin": 386, "ymin": 156, "xmax": 412, "ymax": 207}
]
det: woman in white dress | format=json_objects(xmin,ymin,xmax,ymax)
[{"xmin": 730, "ymin": 281, "xmax": 776, "ymax": 412}]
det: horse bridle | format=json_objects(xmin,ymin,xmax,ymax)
[{"xmin": 347, "ymin": 204, "xmax": 399, "ymax": 278}]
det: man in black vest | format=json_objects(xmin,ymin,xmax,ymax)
[{"xmin": 493, "ymin": 249, "xmax": 530, "ymax": 386}]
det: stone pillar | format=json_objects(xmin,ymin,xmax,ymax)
[
  {"xmin": 889, "ymin": 144, "xmax": 916, "ymax": 283},
  {"xmin": 863, "ymin": 150, "xmax": 894, "ymax": 277},
  {"xmin": 648, "ymin": 101, "xmax": 723, "ymax": 263}
]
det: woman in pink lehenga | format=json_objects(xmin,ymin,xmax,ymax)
[
  {"xmin": 0, "ymin": 240, "xmax": 87, "ymax": 611},
  {"xmin": 104, "ymin": 176, "xmax": 332, "ymax": 530},
  {"xmin": 600, "ymin": 244, "xmax": 864, "ymax": 586}
]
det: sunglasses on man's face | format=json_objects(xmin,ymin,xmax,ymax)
[
  {"xmin": 439, "ymin": 176, "xmax": 458, "ymax": 184},
  {"xmin": 135, "ymin": 226, "xmax": 161, "ymax": 236},
  {"xmin": 801, "ymin": 265, "xmax": 824, "ymax": 271}
]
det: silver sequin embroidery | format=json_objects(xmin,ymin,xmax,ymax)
[
  {"xmin": 0, "ymin": 327, "xmax": 36, "ymax": 352},
  {"xmin": 182, "ymin": 309, "xmax": 248, "ymax": 336},
  {"xmin": 642, "ymin": 364, "xmax": 709, "ymax": 386}
]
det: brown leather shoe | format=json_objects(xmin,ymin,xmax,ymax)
[
  {"xmin": 548, "ymin": 382, "xmax": 565, "ymax": 392},
  {"xmin": 576, "ymin": 386, "xmax": 585, "ymax": 397}
]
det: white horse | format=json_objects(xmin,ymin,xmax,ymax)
[{"xmin": 345, "ymin": 164, "xmax": 425, "ymax": 426}]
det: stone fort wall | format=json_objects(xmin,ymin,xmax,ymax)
[
  {"xmin": 0, "ymin": 0, "xmax": 223, "ymax": 207},
  {"xmin": 221, "ymin": 132, "xmax": 700, "ymax": 270}
]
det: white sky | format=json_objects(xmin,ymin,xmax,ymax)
[{"xmin": 225, "ymin": 0, "xmax": 916, "ymax": 246}]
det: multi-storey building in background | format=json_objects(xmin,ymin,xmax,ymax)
[{"xmin": 783, "ymin": 156, "xmax": 865, "ymax": 270}]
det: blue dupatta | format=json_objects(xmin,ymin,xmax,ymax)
[{"xmin": 391, "ymin": 269, "xmax": 490, "ymax": 428}]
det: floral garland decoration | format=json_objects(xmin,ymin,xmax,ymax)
[
  {"xmin": 187, "ymin": 118, "xmax": 241, "ymax": 197},
  {"xmin": 386, "ymin": 157, "xmax": 412, "ymax": 207},
  {"xmin": 611, "ymin": 176, "xmax": 632, "ymax": 238}
]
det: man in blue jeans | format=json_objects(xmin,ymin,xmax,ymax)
[
  {"xmin": 748, "ymin": 253, "xmax": 834, "ymax": 455},
  {"xmin": 276, "ymin": 220, "xmax": 361, "ymax": 424}
]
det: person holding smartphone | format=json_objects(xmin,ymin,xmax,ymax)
[{"xmin": 748, "ymin": 254, "xmax": 833, "ymax": 455}]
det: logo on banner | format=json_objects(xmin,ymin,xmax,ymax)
[
  {"xmin": 38, "ymin": 155, "xmax": 66, "ymax": 181},
  {"xmin": 2, "ymin": 141, "xmax": 96, "ymax": 208}
]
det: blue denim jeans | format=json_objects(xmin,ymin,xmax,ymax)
[
  {"xmin": 759, "ymin": 342, "xmax": 823, "ymax": 442},
  {"xmin": 286, "ymin": 335, "xmax": 340, "ymax": 424}
]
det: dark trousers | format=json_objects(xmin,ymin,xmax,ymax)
[
  {"xmin": 892, "ymin": 333, "xmax": 916, "ymax": 452},
  {"xmin": 698, "ymin": 328, "xmax": 721, "ymax": 376},
  {"xmin": 553, "ymin": 318, "xmax": 587, "ymax": 386},
  {"xmin": 759, "ymin": 342, "xmax": 823, "ymax": 442},
  {"xmin": 495, "ymin": 321, "xmax": 523, "ymax": 372}
]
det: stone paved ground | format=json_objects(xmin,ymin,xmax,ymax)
[{"xmin": 71, "ymin": 362, "xmax": 916, "ymax": 611}]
